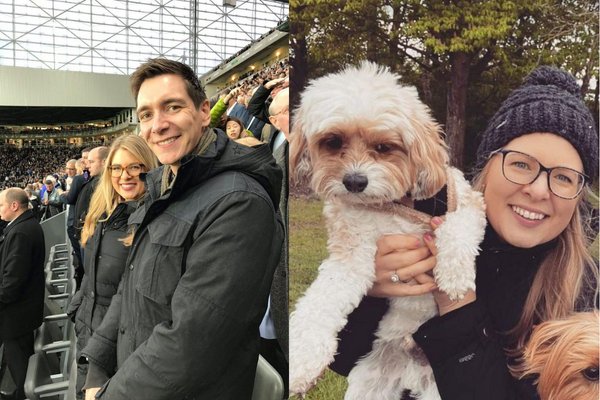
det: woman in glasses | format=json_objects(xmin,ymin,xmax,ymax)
[
  {"xmin": 67, "ymin": 135, "xmax": 158, "ymax": 400},
  {"xmin": 331, "ymin": 66, "xmax": 598, "ymax": 399}
]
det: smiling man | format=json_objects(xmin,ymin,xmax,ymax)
[{"xmin": 81, "ymin": 59, "xmax": 284, "ymax": 399}]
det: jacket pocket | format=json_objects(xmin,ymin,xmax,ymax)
[{"xmin": 135, "ymin": 214, "xmax": 193, "ymax": 307}]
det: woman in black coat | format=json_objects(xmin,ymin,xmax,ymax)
[
  {"xmin": 331, "ymin": 67, "xmax": 598, "ymax": 399},
  {"xmin": 67, "ymin": 135, "xmax": 157, "ymax": 400}
]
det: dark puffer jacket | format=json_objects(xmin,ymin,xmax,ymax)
[
  {"xmin": 81, "ymin": 130, "xmax": 284, "ymax": 399},
  {"xmin": 67, "ymin": 202, "xmax": 136, "ymax": 399},
  {"xmin": 68, "ymin": 202, "xmax": 136, "ymax": 351}
]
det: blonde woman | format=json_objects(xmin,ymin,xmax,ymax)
[
  {"xmin": 66, "ymin": 135, "xmax": 157, "ymax": 400},
  {"xmin": 331, "ymin": 67, "xmax": 598, "ymax": 399}
]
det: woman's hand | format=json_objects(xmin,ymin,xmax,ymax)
[
  {"xmin": 423, "ymin": 217, "xmax": 476, "ymax": 316},
  {"xmin": 369, "ymin": 232, "xmax": 437, "ymax": 298}
]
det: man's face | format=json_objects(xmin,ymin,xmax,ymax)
[
  {"xmin": 82, "ymin": 151, "xmax": 90, "ymax": 168},
  {"xmin": 0, "ymin": 192, "xmax": 12, "ymax": 221},
  {"xmin": 45, "ymin": 183, "xmax": 53, "ymax": 192},
  {"xmin": 88, "ymin": 149, "xmax": 106, "ymax": 177},
  {"xmin": 137, "ymin": 74, "xmax": 210, "ymax": 173},
  {"xmin": 65, "ymin": 163, "xmax": 76, "ymax": 178},
  {"xmin": 269, "ymin": 92, "xmax": 289, "ymax": 140}
]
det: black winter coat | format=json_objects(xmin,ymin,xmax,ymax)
[
  {"xmin": 332, "ymin": 225, "xmax": 597, "ymax": 400},
  {"xmin": 81, "ymin": 130, "xmax": 284, "ymax": 399},
  {"xmin": 67, "ymin": 202, "xmax": 135, "ymax": 351},
  {"xmin": 0, "ymin": 210, "xmax": 45, "ymax": 339}
]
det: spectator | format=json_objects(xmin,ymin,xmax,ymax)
[
  {"xmin": 24, "ymin": 188, "xmax": 41, "ymax": 221},
  {"xmin": 67, "ymin": 135, "xmax": 158, "ymax": 400},
  {"xmin": 0, "ymin": 188, "xmax": 45, "ymax": 400},
  {"xmin": 61, "ymin": 159, "xmax": 89, "ymax": 287},
  {"xmin": 42, "ymin": 179, "xmax": 63, "ymax": 219},
  {"xmin": 225, "ymin": 117, "xmax": 252, "ymax": 140},
  {"xmin": 81, "ymin": 58, "xmax": 283, "ymax": 399}
]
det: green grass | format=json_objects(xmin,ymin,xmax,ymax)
[{"xmin": 289, "ymin": 196, "xmax": 348, "ymax": 400}]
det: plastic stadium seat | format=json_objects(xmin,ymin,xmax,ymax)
[{"xmin": 251, "ymin": 355, "xmax": 284, "ymax": 400}]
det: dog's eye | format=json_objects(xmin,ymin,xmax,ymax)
[
  {"xmin": 375, "ymin": 144, "xmax": 392, "ymax": 153},
  {"xmin": 324, "ymin": 136, "xmax": 343, "ymax": 150},
  {"xmin": 583, "ymin": 367, "xmax": 599, "ymax": 381}
]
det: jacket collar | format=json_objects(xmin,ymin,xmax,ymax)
[
  {"xmin": 140, "ymin": 130, "xmax": 228, "ymax": 206},
  {"xmin": 3, "ymin": 210, "xmax": 35, "ymax": 235}
]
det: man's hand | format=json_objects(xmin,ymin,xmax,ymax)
[
  {"xmin": 224, "ymin": 88, "xmax": 240, "ymax": 105},
  {"xmin": 264, "ymin": 77, "xmax": 286, "ymax": 89},
  {"xmin": 44, "ymin": 198, "xmax": 48, "ymax": 205},
  {"xmin": 85, "ymin": 387, "xmax": 100, "ymax": 400}
]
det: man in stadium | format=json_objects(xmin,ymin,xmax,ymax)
[
  {"xmin": 60, "ymin": 158, "xmax": 88, "ymax": 286},
  {"xmin": 81, "ymin": 58, "xmax": 283, "ymax": 399},
  {"xmin": 0, "ymin": 188, "xmax": 45, "ymax": 400},
  {"xmin": 72, "ymin": 146, "xmax": 107, "ymax": 264}
]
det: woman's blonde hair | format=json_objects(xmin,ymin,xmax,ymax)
[
  {"xmin": 80, "ymin": 135, "xmax": 158, "ymax": 247},
  {"xmin": 472, "ymin": 163, "xmax": 599, "ymax": 362}
]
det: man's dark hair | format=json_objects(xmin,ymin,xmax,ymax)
[
  {"xmin": 130, "ymin": 58, "xmax": 207, "ymax": 109},
  {"xmin": 82, "ymin": 146, "xmax": 94, "ymax": 153},
  {"xmin": 45, "ymin": 180, "xmax": 53, "ymax": 185},
  {"xmin": 5, "ymin": 188, "xmax": 29, "ymax": 209}
]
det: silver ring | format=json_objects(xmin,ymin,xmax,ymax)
[{"xmin": 391, "ymin": 272, "xmax": 400, "ymax": 283}]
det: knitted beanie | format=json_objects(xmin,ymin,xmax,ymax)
[{"xmin": 476, "ymin": 66, "xmax": 598, "ymax": 181}]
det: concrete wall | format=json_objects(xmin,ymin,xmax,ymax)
[{"xmin": 0, "ymin": 66, "xmax": 134, "ymax": 107}]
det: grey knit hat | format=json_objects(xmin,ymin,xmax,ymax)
[{"xmin": 476, "ymin": 66, "xmax": 598, "ymax": 181}]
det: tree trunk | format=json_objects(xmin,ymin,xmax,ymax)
[
  {"xmin": 445, "ymin": 51, "xmax": 470, "ymax": 170},
  {"xmin": 290, "ymin": 34, "xmax": 308, "ymax": 112}
]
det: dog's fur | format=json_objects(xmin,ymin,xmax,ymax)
[
  {"xmin": 514, "ymin": 311, "xmax": 599, "ymax": 400},
  {"xmin": 288, "ymin": 62, "xmax": 487, "ymax": 399}
]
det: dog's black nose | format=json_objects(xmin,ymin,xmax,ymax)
[{"xmin": 343, "ymin": 173, "xmax": 368, "ymax": 193}]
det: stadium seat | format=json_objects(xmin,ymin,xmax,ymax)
[{"xmin": 251, "ymin": 355, "xmax": 284, "ymax": 400}]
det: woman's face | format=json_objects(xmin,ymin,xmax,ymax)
[
  {"xmin": 110, "ymin": 148, "xmax": 147, "ymax": 201},
  {"xmin": 226, "ymin": 121, "xmax": 242, "ymax": 139},
  {"xmin": 484, "ymin": 133, "xmax": 583, "ymax": 248}
]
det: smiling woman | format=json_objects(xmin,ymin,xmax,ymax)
[{"xmin": 69, "ymin": 134, "xmax": 158, "ymax": 399}]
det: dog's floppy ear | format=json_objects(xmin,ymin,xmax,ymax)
[
  {"xmin": 409, "ymin": 120, "xmax": 448, "ymax": 200},
  {"xmin": 289, "ymin": 107, "xmax": 312, "ymax": 187}
]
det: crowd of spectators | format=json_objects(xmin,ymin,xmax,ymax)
[
  {"xmin": 207, "ymin": 16, "xmax": 289, "ymax": 75},
  {"xmin": 213, "ymin": 58, "xmax": 289, "ymax": 102},
  {"xmin": 0, "ymin": 123, "xmax": 115, "ymax": 138},
  {"xmin": 0, "ymin": 143, "xmax": 110, "ymax": 191}
]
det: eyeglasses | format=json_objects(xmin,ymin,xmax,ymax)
[
  {"xmin": 490, "ymin": 149, "xmax": 588, "ymax": 199},
  {"xmin": 108, "ymin": 164, "xmax": 145, "ymax": 178},
  {"xmin": 272, "ymin": 106, "xmax": 289, "ymax": 117}
]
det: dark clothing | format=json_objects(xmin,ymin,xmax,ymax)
[
  {"xmin": 67, "ymin": 202, "xmax": 135, "ymax": 399},
  {"xmin": 333, "ymin": 224, "xmax": 596, "ymax": 400},
  {"xmin": 28, "ymin": 197, "xmax": 41, "ymax": 221},
  {"xmin": 0, "ymin": 210, "xmax": 45, "ymax": 337},
  {"xmin": 270, "ymin": 141, "xmax": 288, "ymax": 359},
  {"xmin": 73, "ymin": 176, "xmax": 98, "ymax": 241},
  {"xmin": 0, "ymin": 210, "xmax": 44, "ymax": 400},
  {"xmin": 81, "ymin": 130, "xmax": 284, "ymax": 399},
  {"xmin": 62, "ymin": 174, "xmax": 87, "ymax": 279},
  {"xmin": 248, "ymin": 84, "xmax": 277, "ymax": 144},
  {"xmin": 0, "ymin": 332, "xmax": 34, "ymax": 400},
  {"xmin": 248, "ymin": 84, "xmax": 273, "ymax": 124},
  {"xmin": 61, "ymin": 174, "xmax": 87, "ymax": 227}
]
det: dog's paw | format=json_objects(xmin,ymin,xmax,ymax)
[
  {"xmin": 435, "ymin": 277, "xmax": 475, "ymax": 302},
  {"xmin": 401, "ymin": 335, "xmax": 416, "ymax": 351}
]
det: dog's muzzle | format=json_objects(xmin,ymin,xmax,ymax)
[{"xmin": 343, "ymin": 173, "xmax": 368, "ymax": 193}]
